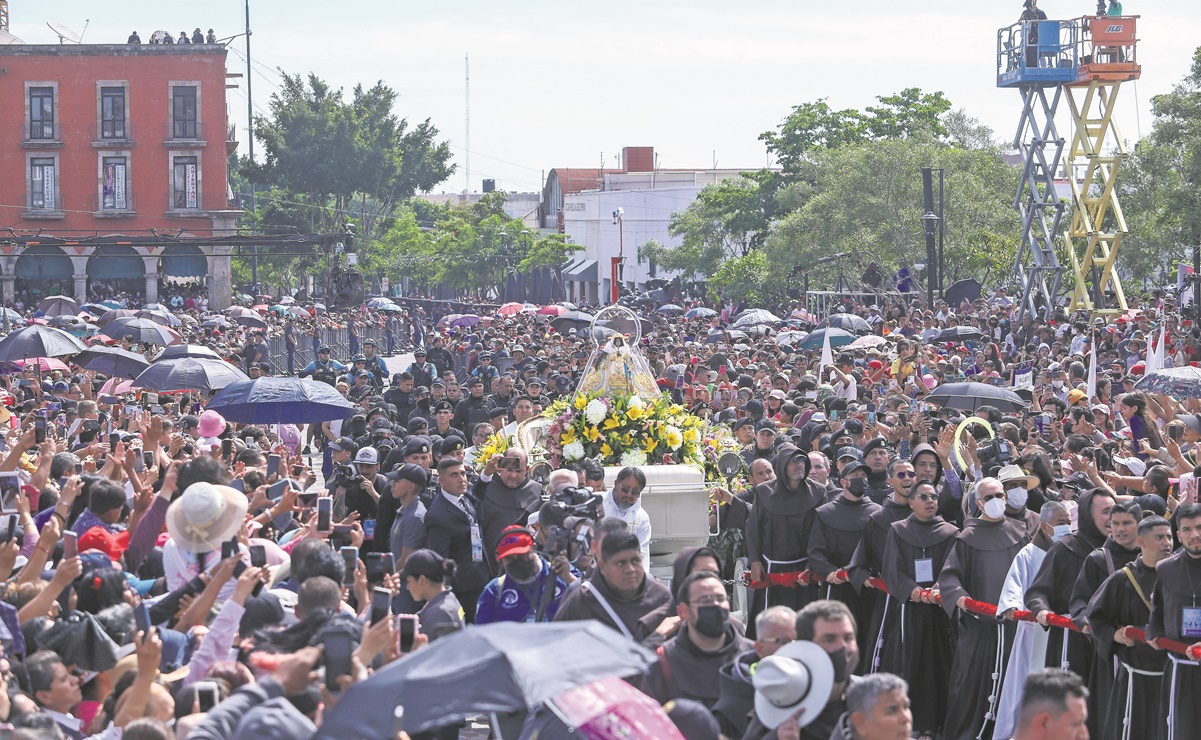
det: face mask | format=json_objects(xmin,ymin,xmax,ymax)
[
  {"xmin": 1052, "ymin": 380, "xmax": 1064, "ymax": 390},
  {"xmin": 1007, "ymin": 487, "xmax": 1028, "ymax": 509},
  {"xmin": 982, "ymin": 497, "xmax": 1007, "ymax": 519},
  {"xmin": 504, "ymin": 555, "xmax": 540, "ymax": 583},
  {"xmin": 1052, "ymin": 524, "xmax": 1072, "ymax": 541},
  {"xmin": 828, "ymin": 646, "xmax": 852, "ymax": 684},
  {"xmin": 847, "ymin": 478, "xmax": 869, "ymax": 497},
  {"xmin": 694, "ymin": 605, "xmax": 730, "ymax": 639}
]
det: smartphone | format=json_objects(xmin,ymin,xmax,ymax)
[
  {"xmin": 298, "ymin": 491, "xmax": 319, "ymax": 508},
  {"xmin": 397, "ymin": 614, "xmax": 418, "ymax": 653},
  {"xmin": 34, "ymin": 416, "xmax": 46, "ymax": 444},
  {"xmin": 291, "ymin": 464, "xmax": 303, "ymax": 478},
  {"xmin": 150, "ymin": 405, "xmax": 166, "ymax": 416},
  {"xmin": 365, "ymin": 552, "xmax": 394, "ymax": 581},
  {"xmin": 134, "ymin": 602, "xmax": 151, "ymax": 633},
  {"xmin": 74, "ymin": 462, "xmax": 83, "ymax": 475},
  {"xmin": 143, "ymin": 451, "xmax": 154, "ymax": 470},
  {"xmin": 370, "ymin": 587, "xmax": 391, "ymax": 626},
  {"xmin": 248, "ymin": 545, "xmax": 267, "ymax": 568},
  {"xmin": 194, "ymin": 681, "xmax": 220, "ymax": 713},
  {"xmin": 100, "ymin": 395, "xmax": 121, "ymax": 405},
  {"xmin": 718, "ymin": 365, "xmax": 727, "ymax": 376},
  {"xmin": 675, "ymin": 373, "xmax": 686, "ymax": 390},
  {"xmin": 109, "ymin": 432, "xmax": 121, "ymax": 450},
  {"xmin": 3, "ymin": 515, "xmax": 16, "ymax": 542},
  {"xmin": 45, "ymin": 402, "xmax": 61, "ymax": 414},
  {"xmin": 266, "ymin": 454, "xmax": 281, "ymax": 480},
  {"xmin": 221, "ymin": 438, "xmax": 233, "ymax": 461},
  {"xmin": 1170, "ymin": 425, "xmax": 1184, "ymax": 444},
  {"xmin": 63, "ymin": 531, "xmax": 78, "ymax": 560},
  {"xmin": 829, "ymin": 410, "xmax": 840, "ymax": 422},
  {"xmin": 867, "ymin": 411, "xmax": 877, "ymax": 426},
  {"xmin": 322, "ymin": 631, "xmax": 353, "ymax": 691},
  {"xmin": 340, "ymin": 546, "xmax": 358, "ymax": 585},
  {"xmin": 133, "ymin": 451, "xmax": 144, "ymax": 473},
  {"xmin": 221, "ymin": 537, "xmax": 238, "ymax": 560}
]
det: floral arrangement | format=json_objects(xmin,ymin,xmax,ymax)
[
  {"xmin": 473, "ymin": 430, "xmax": 513, "ymax": 470},
  {"xmin": 543, "ymin": 391, "xmax": 705, "ymax": 468},
  {"xmin": 700, "ymin": 425, "xmax": 745, "ymax": 485}
]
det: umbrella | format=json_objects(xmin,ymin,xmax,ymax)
[
  {"xmin": 449, "ymin": 314, "xmax": 480, "ymax": 328},
  {"xmin": 251, "ymin": 304, "xmax": 269, "ymax": 313},
  {"xmin": 136, "ymin": 309, "xmax": 182, "ymax": 328},
  {"xmin": 944, "ymin": 279, "xmax": 983, "ymax": 308},
  {"xmin": 684, "ymin": 306, "xmax": 717, "ymax": 319},
  {"xmin": 15, "ymin": 357, "xmax": 70, "ymax": 373},
  {"xmin": 0, "ymin": 325, "xmax": 87, "ymax": 361},
  {"xmin": 100, "ymin": 318, "xmax": 179, "ymax": 346},
  {"xmin": 924, "ymin": 381, "xmax": 1028, "ymax": 413},
  {"xmin": 366, "ymin": 297, "xmax": 392, "ymax": 308},
  {"xmin": 151, "ymin": 344, "xmax": 222, "ymax": 362},
  {"xmin": 847, "ymin": 334, "xmax": 890, "ymax": 349},
  {"xmin": 37, "ymin": 296, "xmax": 80, "ymax": 318},
  {"xmin": 100, "ymin": 300, "xmax": 122, "ymax": 309},
  {"xmin": 80, "ymin": 303, "xmax": 110, "ymax": 318},
  {"xmin": 815, "ymin": 312, "xmax": 873, "ymax": 335},
  {"xmin": 731, "ymin": 309, "xmax": 781, "ymax": 328},
  {"xmin": 935, "ymin": 326, "xmax": 986, "ymax": 343},
  {"xmin": 206, "ymin": 377, "xmax": 356, "ymax": 425},
  {"xmin": 73, "ymin": 346, "xmax": 151, "ymax": 379},
  {"xmin": 233, "ymin": 314, "xmax": 267, "ymax": 329},
  {"xmin": 47, "ymin": 316, "xmax": 89, "ymax": 337},
  {"xmin": 654, "ymin": 304, "xmax": 684, "ymax": 315},
  {"xmin": 704, "ymin": 329, "xmax": 748, "ymax": 344},
  {"xmin": 497, "ymin": 302, "xmax": 524, "ymax": 317},
  {"xmin": 225, "ymin": 306, "xmax": 259, "ymax": 318},
  {"xmin": 706, "ymin": 352, "xmax": 730, "ymax": 371},
  {"xmin": 799, "ymin": 328, "xmax": 856, "ymax": 350},
  {"xmin": 314, "ymin": 621, "xmax": 656, "ymax": 737},
  {"xmin": 99, "ymin": 308, "xmax": 136, "ymax": 325},
  {"xmin": 537, "ymin": 305, "xmax": 568, "ymax": 317},
  {"xmin": 775, "ymin": 329, "xmax": 810, "ymax": 347},
  {"xmin": 377, "ymin": 303, "xmax": 403, "ymax": 313},
  {"xmin": 544, "ymin": 677, "xmax": 685, "ymax": 740},
  {"xmin": 37, "ymin": 613, "xmax": 120, "ymax": 673},
  {"xmin": 135, "ymin": 357, "xmax": 249, "ymax": 393},
  {"xmin": 550, "ymin": 311, "xmax": 596, "ymax": 332},
  {"xmin": 142, "ymin": 303, "xmax": 169, "ymax": 312},
  {"xmin": 312, "ymin": 303, "xmax": 326, "ymax": 312},
  {"xmin": 0, "ymin": 308, "xmax": 22, "ymax": 324},
  {"xmin": 435, "ymin": 313, "xmax": 462, "ymax": 327},
  {"xmin": 286, "ymin": 306, "xmax": 311, "ymax": 318},
  {"xmin": 99, "ymin": 377, "xmax": 139, "ymax": 395},
  {"xmin": 1134, "ymin": 366, "xmax": 1201, "ymax": 399},
  {"xmin": 278, "ymin": 296, "xmax": 296, "ymax": 305},
  {"xmin": 269, "ymin": 304, "xmax": 288, "ymax": 314},
  {"xmin": 202, "ymin": 316, "xmax": 231, "ymax": 328}
]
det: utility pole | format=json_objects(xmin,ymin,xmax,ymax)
[{"xmin": 245, "ymin": 0, "xmax": 257, "ymax": 291}]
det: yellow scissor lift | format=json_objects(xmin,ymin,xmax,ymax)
[{"xmin": 1065, "ymin": 15, "xmax": 1141, "ymax": 317}]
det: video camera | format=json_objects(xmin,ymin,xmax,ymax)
[
  {"xmin": 977, "ymin": 437, "xmax": 1015, "ymax": 478},
  {"xmin": 550, "ymin": 486, "xmax": 604, "ymax": 521}
]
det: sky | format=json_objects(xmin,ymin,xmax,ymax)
[{"xmin": 14, "ymin": 1, "xmax": 1201, "ymax": 195}]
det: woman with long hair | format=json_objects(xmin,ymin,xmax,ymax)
[{"xmin": 1119, "ymin": 391, "xmax": 1162, "ymax": 458}]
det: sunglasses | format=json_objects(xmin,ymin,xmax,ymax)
[
  {"xmin": 980, "ymin": 492, "xmax": 1005, "ymax": 502},
  {"xmin": 894, "ymin": 471, "xmax": 917, "ymax": 479},
  {"xmin": 913, "ymin": 492, "xmax": 940, "ymax": 502}
]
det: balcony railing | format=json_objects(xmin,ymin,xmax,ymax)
[
  {"xmin": 92, "ymin": 192, "xmax": 137, "ymax": 216},
  {"xmin": 92, "ymin": 120, "xmax": 137, "ymax": 147},
  {"xmin": 19, "ymin": 123, "xmax": 63, "ymax": 149},
  {"xmin": 163, "ymin": 121, "xmax": 207, "ymax": 146}
]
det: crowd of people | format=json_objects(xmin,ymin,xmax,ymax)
[{"xmin": 0, "ymin": 280, "xmax": 1197, "ymax": 739}]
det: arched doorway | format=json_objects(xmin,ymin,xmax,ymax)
[
  {"xmin": 15, "ymin": 246, "xmax": 74, "ymax": 305},
  {"xmin": 87, "ymin": 245, "xmax": 144, "ymax": 302},
  {"xmin": 158, "ymin": 244, "xmax": 208, "ymax": 309}
]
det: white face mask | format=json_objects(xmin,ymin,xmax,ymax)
[
  {"xmin": 1051, "ymin": 524, "xmax": 1072, "ymax": 541},
  {"xmin": 1007, "ymin": 487, "xmax": 1029, "ymax": 509},
  {"xmin": 982, "ymin": 497, "xmax": 1007, "ymax": 520},
  {"xmin": 1052, "ymin": 380, "xmax": 1064, "ymax": 390}
]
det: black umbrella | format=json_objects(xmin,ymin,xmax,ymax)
[
  {"xmin": 0, "ymin": 325, "xmax": 87, "ymax": 362},
  {"xmin": 206, "ymin": 377, "xmax": 355, "ymax": 424},
  {"xmin": 37, "ymin": 614, "xmax": 120, "ymax": 672},
  {"xmin": 151, "ymin": 344, "xmax": 222, "ymax": 362},
  {"xmin": 815, "ymin": 312, "xmax": 873, "ymax": 335},
  {"xmin": 100, "ymin": 317, "xmax": 179, "ymax": 346},
  {"xmin": 99, "ymin": 308, "xmax": 137, "ymax": 325},
  {"xmin": 313, "ymin": 621, "xmax": 656, "ymax": 737},
  {"xmin": 706, "ymin": 352, "xmax": 730, "ymax": 371},
  {"xmin": 730, "ymin": 309, "xmax": 782, "ymax": 328},
  {"xmin": 704, "ymin": 329, "xmax": 748, "ymax": 344},
  {"xmin": 135, "ymin": 357, "xmax": 249, "ymax": 393},
  {"xmin": 550, "ymin": 311, "xmax": 596, "ymax": 333},
  {"xmin": 935, "ymin": 326, "xmax": 986, "ymax": 343},
  {"xmin": 37, "ymin": 296, "xmax": 81, "ymax": 318},
  {"xmin": 233, "ymin": 313, "xmax": 267, "ymax": 329},
  {"xmin": 74, "ymin": 346, "xmax": 151, "ymax": 379},
  {"xmin": 924, "ymin": 381, "xmax": 1028, "ymax": 413},
  {"xmin": 944, "ymin": 279, "xmax": 983, "ymax": 308}
]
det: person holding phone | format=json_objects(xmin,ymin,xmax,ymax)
[
  {"xmin": 401, "ymin": 549, "xmax": 464, "ymax": 641},
  {"xmin": 161, "ymin": 482, "xmax": 249, "ymax": 595}
]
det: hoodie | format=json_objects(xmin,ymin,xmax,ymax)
[
  {"xmin": 603, "ymin": 486, "xmax": 653, "ymax": 573},
  {"xmin": 637, "ymin": 546, "xmax": 723, "ymax": 648},
  {"xmin": 746, "ymin": 444, "xmax": 825, "ymax": 567}
]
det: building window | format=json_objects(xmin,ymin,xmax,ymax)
[
  {"xmin": 172, "ymin": 156, "xmax": 198, "ymax": 209},
  {"xmin": 102, "ymin": 156, "xmax": 129, "ymax": 210},
  {"xmin": 101, "ymin": 87, "xmax": 126, "ymax": 139},
  {"xmin": 29, "ymin": 87, "xmax": 54, "ymax": 140},
  {"xmin": 30, "ymin": 158, "xmax": 56, "ymax": 209},
  {"xmin": 171, "ymin": 86, "xmax": 197, "ymax": 139}
]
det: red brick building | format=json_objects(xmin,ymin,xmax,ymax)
[{"xmin": 0, "ymin": 43, "xmax": 241, "ymax": 307}]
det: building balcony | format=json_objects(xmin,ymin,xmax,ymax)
[
  {"xmin": 91, "ymin": 192, "xmax": 137, "ymax": 218},
  {"xmin": 19, "ymin": 206, "xmax": 65, "ymax": 220},
  {"xmin": 163, "ymin": 191, "xmax": 206, "ymax": 218},
  {"xmin": 19, "ymin": 125, "xmax": 63, "ymax": 150},
  {"xmin": 226, "ymin": 123, "xmax": 238, "ymax": 156},
  {"xmin": 91, "ymin": 121, "xmax": 137, "ymax": 149},
  {"xmin": 163, "ymin": 121, "xmax": 207, "ymax": 148}
]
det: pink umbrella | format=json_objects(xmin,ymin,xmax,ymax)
[
  {"xmin": 15, "ymin": 357, "xmax": 69, "ymax": 372},
  {"xmin": 252, "ymin": 305, "xmax": 269, "ymax": 313},
  {"xmin": 549, "ymin": 677, "xmax": 684, "ymax": 740},
  {"xmin": 537, "ymin": 305, "xmax": 568, "ymax": 317},
  {"xmin": 100, "ymin": 377, "xmax": 139, "ymax": 395},
  {"xmin": 497, "ymin": 302, "xmax": 523, "ymax": 317}
]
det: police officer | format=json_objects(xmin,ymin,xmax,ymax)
[
  {"xmin": 431, "ymin": 400, "xmax": 465, "ymax": 440},
  {"xmin": 362, "ymin": 339, "xmax": 388, "ymax": 387},
  {"xmin": 299, "ymin": 346, "xmax": 345, "ymax": 386},
  {"xmin": 453, "ymin": 377, "xmax": 493, "ymax": 431}
]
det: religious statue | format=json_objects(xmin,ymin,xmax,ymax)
[{"xmin": 577, "ymin": 333, "xmax": 662, "ymax": 399}]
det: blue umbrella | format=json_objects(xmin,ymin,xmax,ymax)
[
  {"xmin": 135, "ymin": 357, "xmax": 248, "ymax": 392},
  {"xmin": 100, "ymin": 300, "xmax": 122, "ymax": 310},
  {"xmin": 654, "ymin": 304, "xmax": 684, "ymax": 315},
  {"xmin": 206, "ymin": 377, "xmax": 355, "ymax": 424},
  {"xmin": 0, "ymin": 325, "xmax": 87, "ymax": 361},
  {"xmin": 685, "ymin": 306, "xmax": 717, "ymax": 318},
  {"xmin": 799, "ymin": 327, "xmax": 855, "ymax": 350}
]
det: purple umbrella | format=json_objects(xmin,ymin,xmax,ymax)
[{"xmin": 449, "ymin": 314, "xmax": 480, "ymax": 328}]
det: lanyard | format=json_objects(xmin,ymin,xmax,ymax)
[{"xmin": 1184, "ymin": 556, "xmax": 1201, "ymax": 607}]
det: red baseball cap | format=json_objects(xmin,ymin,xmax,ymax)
[
  {"xmin": 495, "ymin": 525, "xmax": 536, "ymax": 560},
  {"xmin": 79, "ymin": 526, "xmax": 131, "ymax": 561}
]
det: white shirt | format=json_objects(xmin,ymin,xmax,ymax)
[{"xmin": 602, "ymin": 488, "xmax": 652, "ymax": 574}]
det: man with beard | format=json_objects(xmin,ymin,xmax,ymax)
[
  {"xmin": 1147, "ymin": 502, "xmax": 1201, "ymax": 739},
  {"xmin": 995, "ymin": 501, "xmax": 1073, "ymax": 740},
  {"xmin": 1087, "ymin": 515, "xmax": 1172, "ymax": 740},
  {"xmin": 553, "ymin": 531, "xmax": 672, "ymax": 640},
  {"xmin": 453, "ymin": 377, "xmax": 492, "ymax": 432},
  {"xmin": 1025, "ymin": 490, "xmax": 1115, "ymax": 679},
  {"xmin": 712, "ymin": 606, "xmax": 796, "ymax": 738},
  {"xmin": 641, "ymin": 571, "xmax": 754, "ymax": 708},
  {"xmin": 880, "ymin": 479, "xmax": 959, "ymax": 737},
  {"xmin": 939, "ymin": 477, "xmax": 1031, "ymax": 740},
  {"xmin": 861, "ymin": 438, "xmax": 894, "ymax": 504},
  {"xmin": 602, "ymin": 467, "xmax": 653, "ymax": 573},
  {"xmin": 712, "ymin": 458, "xmax": 774, "ymax": 533},
  {"xmin": 745, "ymin": 444, "xmax": 826, "ymax": 627},
  {"xmin": 848, "ymin": 458, "xmax": 914, "ymax": 675},
  {"xmin": 475, "ymin": 449, "xmax": 543, "ymax": 575},
  {"xmin": 475, "ymin": 525, "xmax": 568, "ymax": 624},
  {"xmin": 808, "ymin": 454, "xmax": 881, "ymax": 660}
]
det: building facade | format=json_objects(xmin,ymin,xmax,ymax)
[{"xmin": 0, "ymin": 43, "xmax": 241, "ymax": 307}]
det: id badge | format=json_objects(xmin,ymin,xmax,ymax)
[
  {"xmin": 363, "ymin": 519, "xmax": 375, "ymax": 541},
  {"xmin": 470, "ymin": 522, "xmax": 484, "ymax": 563},
  {"xmin": 914, "ymin": 558, "xmax": 935, "ymax": 584},
  {"xmin": 1183, "ymin": 607, "xmax": 1201, "ymax": 638}
]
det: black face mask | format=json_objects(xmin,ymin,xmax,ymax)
[
  {"xmin": 694, "ymin": 605, "xmax": 730, "ymax": 639},
  {"xmin": 504, "ymin": 555, "xmax": 540, "ymax": 583},
  {"xmin": 847, "ymin": 477, "xmax": 869, "ymax": 497},
  {"xmin": 829, "ymin": 646, "xmax": 852, "ymax": 683}
]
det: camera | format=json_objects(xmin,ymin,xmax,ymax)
[
  {"xmin": 551, "ymin": 486, "xmax": 604, "ymax": 521},
  {"xmin": 977, "ymin": 438, "xmax": 1015, "ymax": 477}
]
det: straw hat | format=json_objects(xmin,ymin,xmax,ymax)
[{"xmin": 166, "ymin": 482, "xmax": 247, "ymax": 553}]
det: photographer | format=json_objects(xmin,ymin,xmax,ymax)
[
  {"xmin": 475, "ymin": 449, "xmax": 543, "ymax": 574},
  {"xmin": 475, "ymin": 525, "xmax": 569, "ymax": 624}
]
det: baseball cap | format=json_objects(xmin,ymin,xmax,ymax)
[
  {"xmin": 403, "ymin": 437, "xmax": 431, "ymax": 457},
  {"xmin": 495, "ymin": 525, "xmax": 536, "ymax": 560},
  {"xmin": 329, "ymin": 437, "xmax": 357, "ymax": 453},
  {"xmin": 406, "ymin": 418, "xmax": 429, "ymax": 434},
  {"xmin": 354, "ymin": 447, "xmax": 379, "ymax": 465},
  {"xmin": 386, "ymin": 463, "xmax": 429, "ymax": 487},
  {"xmin": 439, "ymin": 436, "xmax": 465, "ymax": 455}
]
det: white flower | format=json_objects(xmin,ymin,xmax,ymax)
[
  {"xmin": 584, "ymin": 399, "xmax": 608, "ymax": 426},
  {"xmin": 665, "ymin": 425, "xmax": 683, "ymax": 450},
  {"xmin": 628, "ymin": 395, "xmax": 644, "ymax": 410},
  {"xmin": 562, "ymin": 441, "xmax": 586, "ymax": 460},
  {"xmin": 620, "ymin": 450, "xmax": 647, "ymax": 467}
]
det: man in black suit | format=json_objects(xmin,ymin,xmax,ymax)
[{"xmin": 423, "ymin": 456, "xmax": 490, "ymax": 622}]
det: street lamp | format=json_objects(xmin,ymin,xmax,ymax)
[
  {"xmin": 611, "ymin": 208, "xmax": 625, "ymax": 304},
  {"xmin": 921, "ymin": 211, "xmax": 940, "ymax": 308}
]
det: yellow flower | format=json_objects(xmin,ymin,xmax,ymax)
[
  {"xmin": 601, "ymin": 443, "xmax": 613, "ymax": 457},
  {"xmin": 665, "ymin": 429, "xmax": 683, "ymax": 450},
  {"xmin": 603, "ymin": 417, "xmax": 621, "ymax": 431},
  {"xmin": 626, "ymin": 405, "xmax": 645, "ymax": 421},
  {"xmin": 644, "ymin": 437, "xmax": 658, "ymax": 453},
  {"xmin": 560, "ymin": 427, "xmax": 576, "ymax": 444},
  {"xmin": 574, "ymin": 395, "xmax": 588, "ymax": 410},
  {"xmin": 621, "ymin": 433, "xmax": 634, "ymax": 447},
  {"xmin": 684, "ymin": 428, "xmax": 700, "ymax": 443},
  {"xmin": 583, "ymin": 425, "xmax": 601, "ymax": 442}
]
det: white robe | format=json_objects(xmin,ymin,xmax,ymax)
[
  {"xmin": 602, "ymin": 488, "xmax": 653, "ymax": 573},
  {"xmin": 992, "ymin": 542, "xmax": 1050, "ymax": 740}
]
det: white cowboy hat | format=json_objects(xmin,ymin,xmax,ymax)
[
  {"xmin": 752, "ymin": 640, "xmax": 834, "ymax": 730},
  {"xmin": 166, "ymin": 482, "xmax": 248, "ymax": 553},
  {"xmin": 996, "ymin": 464, "xmax": 1039, "ymax": 491}
]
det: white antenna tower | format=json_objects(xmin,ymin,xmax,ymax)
[{"xmin": 465, "ymin": 54, "xmax": 470, "ymax": 194}]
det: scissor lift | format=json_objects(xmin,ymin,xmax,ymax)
[
  {"xmin": 1065, "ymin": 16, "xmax": 1141, "ymax": 317},
  {"xmin": 997, "ymin": 19, "xmax": 1079, "ymax": 319}
]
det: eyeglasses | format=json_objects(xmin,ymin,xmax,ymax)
[
  {"xmin": 980, "ymin": 492, "xmax": 1005, "ymax": 502},
  {"xmin": 690, "ymin": 594, "xmax": 729, "ymax": 607},
  {"xmin": 894, "ymin": 471, "xmax": 917, "ymax": 479},
  {"xmin": 913, "ymin": 492, "xmax": 940, "ymax": 502}
]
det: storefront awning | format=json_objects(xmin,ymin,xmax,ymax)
[{"xmin": 564, "ymin": 259, "xmax": 598, "ymax": 282}]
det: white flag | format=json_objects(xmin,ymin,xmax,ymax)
[
  {"xmin": 1086, "ymin": 342, "xmax": 1097, "ymax": 401},
  {"xmin": 818, "ymin": 330, "xmax": 834, "ymax": 379},
  {"xmin": 1014, "ymin": 362, "xmax": 1033, "ymax": 391}
]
